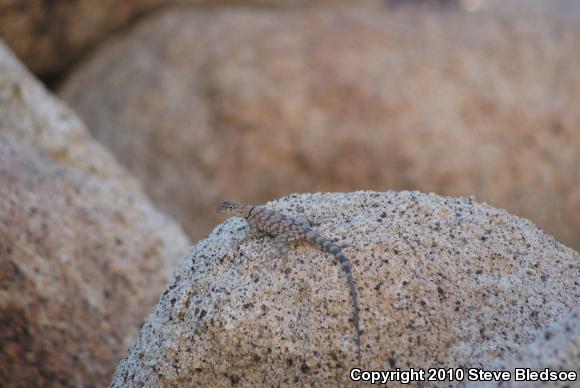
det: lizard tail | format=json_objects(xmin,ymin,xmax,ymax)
[{"xmin": 306, "ymin": 230, "xmax": 362, "ymax": 365}]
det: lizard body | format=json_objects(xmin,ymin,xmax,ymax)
[{"xmin": 217, "ymin": 200, "xmax": 361, "ymax": 365}]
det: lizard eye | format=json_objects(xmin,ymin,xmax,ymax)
[{"xmin": 217, "ymin": 201, "xmax": 236, "ymax": 212}]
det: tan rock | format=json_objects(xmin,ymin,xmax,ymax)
[
  {"xmin": 0, "ymin": 0, "xmax": 380, "ymax": 79},
  {"xmin": 0, "ymin": 42, "xmax": 190, "ymax": 386},
  {"xmin": 0, "ymin": 40, "xmax": 138, "ymax": 192},
  {"xmin": 109, "ymin": 191, "xmax": 579, "ymax": 387},
  {"xmin": 59, "ymin": 6, "xmax": 580, "ymax": 250},
  {"xmin": 0, "ymin": 0, "xmax": 164, "ymax": 79}
]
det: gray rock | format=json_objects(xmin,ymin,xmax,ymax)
[
  {"xmin": 465, "ymin": 307, "xmax": 580, "ymax": 388},
  {"xmin": 110, "ymin": 191, "xmax": 579, "ymax": 387}
]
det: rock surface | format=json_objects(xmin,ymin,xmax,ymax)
[
  {"xmin": 0, "ymin": 41, "xmax": 138, "ymax": 192},
  {"xmin": 0, "ymin": 0, "xmax": 380, "ymax": 80},
  {"xmin": 110, "ymin": 191, "xmax": 579, "ymax": 387},
  {"xmin": 60, "ymin": 6, "xmax": 580, "ymax": 250},
  {"xmin": 466, "ymin": 307, "xmax": 580, "ymax": 388},
  {"xmin": 0, "ymin": 42, "xmax": 190, "ymax": 386}
]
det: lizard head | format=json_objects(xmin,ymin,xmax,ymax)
[{"xmin": 217, "ymin": 200, "xmax": 250, "ymax": 217}]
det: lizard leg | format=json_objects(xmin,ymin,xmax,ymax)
[
  {"xmin": 296, "ymin": 215, "xmax": 310, "ymax": 229},
  {"xmin": 273, "ymin": 234, "xmax": 290, "ymax": 256},
  {"xmin": 245, "ymin": 218, "xmax": 262, "ymax": 239},
  {"xmin": 295, "ymin": 207, "xmax": 311, "ymax": 229}
]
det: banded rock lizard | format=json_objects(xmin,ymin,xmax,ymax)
[{"xmin": 217, "ymin": 200, "xmax": 362, "ymax": 365}]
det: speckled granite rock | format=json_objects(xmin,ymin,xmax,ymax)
[
  {"xmin": 60, "ymin": 5, "xmax": 580, "ymax": 250},
  {"xmin": 110, "ymin": 192, "xmax": 579, "ymax": 387},
  {"xmin": 0, "ymin": 140, "xmax": 187, "ymax": 386},
  {"xmin": 466, "ymin": 307, "xmax": 580, "ymax": 388},
  {"xmin": 0, "ymin": 42, "xmax": 190, "ymax": 386}
]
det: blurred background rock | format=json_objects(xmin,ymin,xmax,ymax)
[
  {"xmin": 0, "ymin": 42, "xmax": 190, "ymax": 386},
  {"xmin": 0, "ymin": 0, "xmax": 383, "ymax": 84},
  {"xmin": 46, "ymin": 0, "xmax": 580, "ymax": 250}
]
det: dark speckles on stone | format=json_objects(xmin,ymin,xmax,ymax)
[
  {"xmin": 225, "ymin": 373, "xmax": 240, "ymax": 385},
  {"xmin": 300, "ymin": 362, "xmax": 310, "ymax": 373},
  {"xmin": 388, "ymin": 357, "xmax": 397, "ymax": 368}
]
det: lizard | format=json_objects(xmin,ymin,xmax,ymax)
[{"xmin": 217, "ymin": 200, "xmax": 361, "ymax": 365}]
